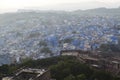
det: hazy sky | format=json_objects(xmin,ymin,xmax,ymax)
[{"xmin": 0, "ymin": 0, "xmax": 120, "ymax": 13}]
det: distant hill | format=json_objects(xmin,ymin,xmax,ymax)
[
  {"xmin": 74, "ymin": 7, "xmax": 120, "ymax": 16},
  {"xmin": 15, "ymin": 7, "xmax": 120, "ymax": 16}
]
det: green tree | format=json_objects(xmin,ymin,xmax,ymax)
[
  {"xmin": 64, "ymin": 74, "xmax": 76, "ymax": 80},
  {"xmin": 114, "ymin": 77, "xmax": 120, "ymax": 80},
  {"xmin": 92, "ymin": 71, "xmax": 113, "ymax": 80},
  {"xmin": 77, "ymin": 74, "xmax": 86, "ymax": 80},
  {"xmin": 41, "ymin": 47, "xmax": 52, "ymax": 53},
  {"xmin": 50, "ymin": 61, "xmax": 71, "ymax": 80},
  {"xmin": 0, "ymin": 65, "xmax": 9, "ymax": 74},
  {"xmin": 99, "ymin": 44, "xmax": 111, "ymax": 52}
]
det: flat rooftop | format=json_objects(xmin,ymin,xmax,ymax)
[{"xmin": 15, "ymin": 68, "xmax": 46, "ymax": 76}]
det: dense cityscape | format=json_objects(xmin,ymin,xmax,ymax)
[{"xmin": 0, "ymin": 8, "xmax": 120, "ymax": 65}]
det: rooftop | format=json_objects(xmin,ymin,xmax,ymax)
[{"xmin": 11, "ymin": 68, "xmax": 49, "ymax": 80}]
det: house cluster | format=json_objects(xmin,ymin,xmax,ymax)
[
  {"xmin": 0, "ymin": 13, "xmax": 120, "ymax": 66},
  {"xmin": 0, "ymin": 15, "xmax": 120, "ymax": 65},
  {"xmin": 60, "ymin": 50, "xmax": 120, "ymax": 76},
  {"xmin": 2, "ymin": 68, "xmax": 51, "ymax": 80}
]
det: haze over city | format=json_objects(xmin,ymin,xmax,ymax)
[
  {"xmin": 0, "ymin": 0, "xmax": 120, "ymax": 80},
  {"xmin": 0, "ymin": 0, "xmax": 120, "ymax": 13}
]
